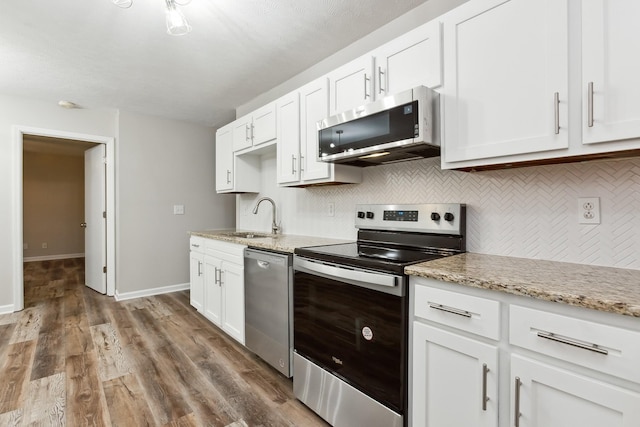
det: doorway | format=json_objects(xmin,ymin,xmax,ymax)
[{"xmin": 12, "ymin": 126, "xmax": 115, "ymax": 312}]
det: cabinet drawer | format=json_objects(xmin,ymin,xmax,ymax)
[
  {"xmin": 510, "ymin": 305, "xmax": 640, "ymax": 382},
  {"xmin": 205, "ymin": 239, "xmax": 246, "ymax": 265},
  {"xmin": 190, "ymin": 236, "xmax": 206, "ymax": 253},
  {"xmin": 414, "ymin": 284, "xmax": 500, "ymax": 340}
]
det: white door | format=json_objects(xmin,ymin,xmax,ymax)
[
  {"xmin": 328, "ymin": 55, "xmax": 374, "ymax": 115},
  {"xmin": 84, "ymin": 144, "xmax": 106, "ymax": 293},
  {"xmin": 300, "ymin": 78, "xmax": 331, "ymax": 182},
  {"xmin": 215, "ymin": 124, "xmax": 234, "ymax": 192},
  {"xmin": 412, "ymin": 322, "xmax": 498, "ymax": 427},
  {"xmin": 276, "ymin": 92, "xmax": 301, "ymax": 185},
  {"xmin": 582, "ymin": 0, "xmax": 640, "ymax": 145},
  {"xmin": 442, "ymin": 0, "xmax": 569, "ymax": 165},
  {"xmin": 220, "ymin": 262, "xmax": 245, "ymax": 345},
  {"xmin": 511, "ymin": 355, "xmax": 640, "ymax": 427}
]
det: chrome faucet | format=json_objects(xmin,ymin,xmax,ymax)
[{"xmin": 252, "ymin": 197, "xmax": 280, "ymax": 235}]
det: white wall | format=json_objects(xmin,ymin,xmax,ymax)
[
  {"xmin": 0, "ymin": 94, "xmax": 117, "ymax": 309},
  {"xmin": 238, "ymin": 154, "xmax": 640, "ymax": 271},
  {"xmin": 117, "ymin": 111, "xmax": 235, "ymax": 295}
]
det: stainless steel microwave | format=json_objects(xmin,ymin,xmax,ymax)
[{"xmin": 317, "ymin": 86, "xmax": 440, "ymax": 166}]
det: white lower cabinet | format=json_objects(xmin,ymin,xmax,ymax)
[
  {"xmin": 199, "ymin": 239, "xmax": 246, "ymax": 345},
  {"xmin": 511, "ymin": 355, "xmax": 640, "ymax": 427},
  {"xmin": 189, "ymin": 236, "xmax": 205, "ymax": 312},
  {"xmin": 410, "ymin": 277, "xmax": 640, "ymax": 427},
  {"xmin": 413, "ymin": 323, "xmax": 498, "ymax": 427}
]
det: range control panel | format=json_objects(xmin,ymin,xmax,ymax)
[{"xmin": 355, "ymin": 203, "xmax": 466, "ymax": 235}]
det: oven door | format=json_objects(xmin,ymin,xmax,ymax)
[{"xmin": 293, "ymin": 256, "xmax": 407, "ymax": 414}]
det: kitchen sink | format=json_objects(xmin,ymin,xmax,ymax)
[{"xmin": 226, "ymin": 231, "xmax": 277, "ymax": 239}]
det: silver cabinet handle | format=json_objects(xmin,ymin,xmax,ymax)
[
  {"xmin": 537, "ymin": 331, "xmax": 608, "ymax": 355},
  {"xmin": 514, "ymin": 377, "xmax": 521, "ymax": 427},
  {"xmin": 291, "ymin": 154, "xmax": 297, "ymax": 174},
  {"xmin": 245, "ymin": 123, "xmax": 251, "ymax": 142},
  {"xmin": 214, "ymin": 267, "xmax": 220, "ymax": 286},
  {"xmin": 219, "ymin": 269, "xmax": 224, "ymax": 286},
  {"xmin": 226, "ymin": 170, "xmax": 231, "ymax": 184},
  {"xmin": 587, "ymin": 82, "xmax": 594, "ymax": 127},
  {"xmin": 378, "ymin": 66, "xmax": 385, "ymax": 94},
  {"xmin": 554, "ymin": 92, "xmax": 560, "ymax": 134},
  {"xmin": 482, "ymin": 363, "xmax": 489, "ymax": 411},
  {"xmin": 300, "ymin": 155, "xmax": 304, "ymax": 172},
  {"xmin": 197, "ymin": 260, "xmax": 202, "ymax": 277},
  {"xmin": 251, "ymin": 123, "xmax": 255, "ymax": 141},
  {"xmin": 191, "ymin": 243, "xmax": 200, "ymax": 248},
  {"xmin": 428, "ymin": 303, "xmax": 472, "ymax": 318},
  {"xmin": 364, "ymin": 74, "xmax": 371, "ymax": 99}
]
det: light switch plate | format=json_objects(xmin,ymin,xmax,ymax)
[{"xmin": 173, "ymin": 204, "xmax": 185, "ymax": 215}]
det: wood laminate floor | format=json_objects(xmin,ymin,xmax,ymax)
[{"xmin": 0, "ymin": 258, "xmax": 328, "ymax": 427}]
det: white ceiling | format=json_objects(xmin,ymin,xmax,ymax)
[{"xmin": 1, "ymin": 0, "xmax": 427, "ymax": 127}]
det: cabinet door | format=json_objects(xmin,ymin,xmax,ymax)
[
  {"xmin": 203, "ymin": 256, "xmax": 222, "ymax": 327},
  {"xmin": 442, "ymin": 0, "xmax": 569, "ymax": 165},
  {"xmin": 375, "ymin": 21, "xmax": 442, "ymax": 98},
  {"xmin": 413, "ymin": 322, "xmax": 498, "ymax": 427},
  {"xmin": 251, "ymin": 102, "xmax": 277, "ymax": 146},
  {"xmin": 189, "ymin": 251, "xmax": 204, "ymax": 312},
  {"xmin": 511, "ymin": 355, "xmax": 640, "ymax": 427},
  {"xmin": 232, "ymin": 115, "xmax": 253, "ymax": 152},
  {"xmin": 328, "ymin": 55, "xmax": 374, "ymax": 115},
  {"xmin": 300, "ymin": 77, "xmax": 332, "ymax": 182},
  {"xmin": 215, "ymin": 124, "xmax": 234, "ymax": 192},
  {"xmin": 221, "ymin": 262, "xmax": 245, "ymax": 345},
  {"xmin": 582, "ymin": 0, "xmax": 640, "ymax": 146},
  {"xmin": 276, "ymin": 92, "xmax": 301, "ymax": 184}
]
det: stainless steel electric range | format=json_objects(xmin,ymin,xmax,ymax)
[{"xmin": 292, "ymin": 203, "xmax": 466, "ymax": 427}]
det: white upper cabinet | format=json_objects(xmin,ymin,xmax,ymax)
[
  {"xmin": 277, "ymin": 78, "xmax": 362, "ymax": 187},
  {"xmin": 373, "ymin": 20, "xmax": 443, "ymax": 97},
  {"xmin": 215, "ymin": 124, "xmax": 261, "ymax": 193},
  {"xmin": 215, "ymin": 123, "xmax": 234, "ymax": 192},
  {"xmin": 328, "ymin": 21, "xmax": 443, "ymax": 117},
  {"xmin": 276, "ymin": 91, "xmax": 301, "ymax": 184},
  {"xmin": 328, "ymin": 55, "xmax": 374, "ymax": 116},
  {"xmin": 232, "ymin": 102, "xmax": 277, "ymax": 152},
  {"xmin": 442, "ymin": 0, "xmax": 569, "ymax": 166},
  {"xmin": 582, "ymin": 0, "xmax": 640, "ymax": 146}
]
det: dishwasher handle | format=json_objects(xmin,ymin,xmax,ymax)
[{"xmin": 257, "ymin": 260, "xmax": 270, "ymax": 269}]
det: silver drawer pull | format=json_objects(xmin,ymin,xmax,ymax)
[
  {"xmin": 537, "ymin": 331, "xmax": 608, "ymax": 355},
  {"xmin": 482, "ymin": 363, "xmax": 489, "ymax": 411},
  {"xmin": 428, "ymin": 303, "xmax": 472, "ymax": 318},
  {"xmin": 191, "ymin": 243, "xmax": 200, "ymax": 248},
  {"xmin": 514, "ymin": 377, "xmax": 521, "ymax": 427}
]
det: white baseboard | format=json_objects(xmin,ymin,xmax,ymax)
[
  {"xmin": 24, "ymin": 253, "xmax": 85, "ymax": 262},
  {"xmin": 114, "ymin": 282, "xmax": 190, "ymax": 302},
  {"xmin": 0, "ymin": 304, "xmax": 15, "ymax": 315}
]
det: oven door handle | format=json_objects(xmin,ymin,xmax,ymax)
[{"xmin": 294, "ymin": 257, "xmax": 402, "ymax": 294}]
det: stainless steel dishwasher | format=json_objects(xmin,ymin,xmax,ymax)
[{"xmin": 244, "ymin": 248, "xmax": 293, "ymax": 377}]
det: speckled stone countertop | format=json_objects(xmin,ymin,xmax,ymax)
[
  {"xmin": 406, "ymin": 253, "xmax": 640, "ymax": 317},
  {"xmin": 190, "ymin": 229, "xmax": 351, "ymax": 254}
]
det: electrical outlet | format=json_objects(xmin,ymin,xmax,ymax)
[
  {"xmin": 328, "ymin": 202, "xmax": 335, "ymax": 217},
  {"xmin": 578, "ymin": 197, "xmax": 600, "ymax": 224},
  {"xmin": 23, "ymin": 243, "xmax": 28, "ymax": 250},
  {"xmin": 42, "ymin": 242, "xmax": 48, "ymax": 249}
]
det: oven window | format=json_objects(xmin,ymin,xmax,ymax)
[{"xmin": 294, "ymin": 271, "xmax": 406, "ymax": 413}]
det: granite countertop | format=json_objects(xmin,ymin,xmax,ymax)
[
  {"xmin": 190, "ymin": 229, "xmax": 351, "ymax": 253},
  {"xmin": 406, "ymin": 253, "xmax": 640, "ymax": 317}
]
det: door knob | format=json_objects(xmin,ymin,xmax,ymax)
[{"xmin": 80, "ymin": 222, "xmax": 87, "ymax": 228}]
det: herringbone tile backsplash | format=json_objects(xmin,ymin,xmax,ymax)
[{"xmin": 238, "ymin": 155, "xmax": 640, "ymax": 270}]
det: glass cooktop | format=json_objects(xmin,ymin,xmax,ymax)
[{"xmin": 294, "ymin": 242, "xmax": 446, "ymax": 275}]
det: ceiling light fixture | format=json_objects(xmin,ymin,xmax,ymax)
[
  {"xmin": 58, "ymin": 100, "xmax": 79, "ymax": 109},
  {"xmin": 110, "ymin": 0, "xmax": 192, "ymax": 36}
]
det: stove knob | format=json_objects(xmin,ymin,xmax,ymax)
[
  {"xmin": 366, "ymin": 211, "xmax": 374, "ymax": 219},
  {"xmin": 430, "ymin": 212, "xmax": 441, "ymax": 221},
  {"xmin": 357, "ymin": 211, "xmax": 365, "ymax": 219},
  {"xmin": 444, "ymin": 212, "xmax": 455, "ymax": 222}
]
